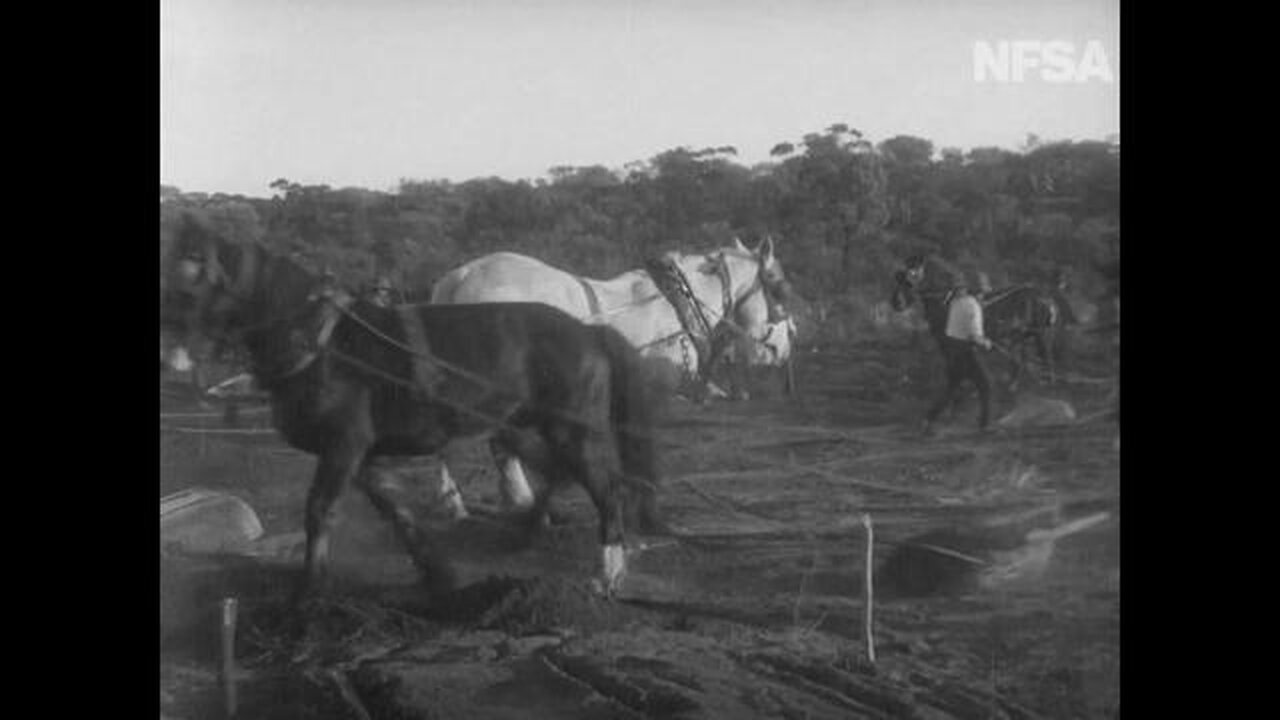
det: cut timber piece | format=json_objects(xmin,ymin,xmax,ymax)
[{"xmin": 161, "ymin": 488, "xmax": 264, "ymax": 555}]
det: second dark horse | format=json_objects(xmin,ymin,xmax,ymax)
[{"xmin": 891, "ymin": 255, "xmax": 1061, "ymax": 390}]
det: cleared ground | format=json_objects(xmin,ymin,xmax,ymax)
[{"xmin": 160, "ymin": 330, "xmax": 1119, "ymax": 719}]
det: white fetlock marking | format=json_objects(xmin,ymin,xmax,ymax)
[
  {"xmin": 438, "ymin": 465, "xmax": 469, "ymax": 519},
  {"xmin": 169, "ymin": 346, "xmax": 194, "ymax": 373},
  {"xmin": 501, "ymin": 457, "xmax": 535, "ymax": 510},
  {"xmin": 601, "ymin": 543, "xmax": 627, "ymax": 593},
  {"xmin": 443, "ymin": 489, "xmax": 469, "ymax": 520},
  {"xmin": 310, "ymin": 534, "xmax": 331, "ymax": 570}
]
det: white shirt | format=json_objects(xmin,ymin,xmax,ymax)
[{"xmin": 945, "ymin": 293, "xmax": 987, "ymax": 343}]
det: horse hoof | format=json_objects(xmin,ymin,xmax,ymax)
[
  {"xmin": 590, "ymin": 575, "xmax": 624, "ymax": 600},
  {"xmin": 599, "ymin": 543, "xmax": 627, "ymax": 597}
]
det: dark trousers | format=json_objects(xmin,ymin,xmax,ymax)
[{"xmin": 926, "ymin": 337, "xmax": 991, "ymax": 428}]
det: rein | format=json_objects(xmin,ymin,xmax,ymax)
[
  {"xmin": 980, "ymin": 284, "xmax": 1033, "ymax": 308},
  {"xmin": 269, "ymin": 292, "xmax": 353, "ymax": 380},
  {"xmin": 319, "ymin": 301, "xmax": 646, "ymax": 439}
]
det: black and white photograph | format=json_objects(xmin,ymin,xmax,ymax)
[{"xmin": 160, "ymin": 1, "xmax": 1120, "ymax": 717}]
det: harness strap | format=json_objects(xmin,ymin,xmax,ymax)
[
  {"xmin": 398, "ymin": 305, "xmax": 442, "ymax": 391},
  {"xmin": 980, "ymin": 284, "xmax": 1031, "ymax": 307},
  {"xmin": 270, "ymin": 293, "xmax": 353, "ymax": 381},
  {"xmin": 644, "ymin": 255, "xmax": 724, "ymax": 388},
  {"xmin": 714, "ymin": 255, "xmax": 733, "ymax": 318},
  {"xmin": 644, "ymin": 256, "xmax": 713, "ymax": 356},
  {"xmin": 575, "ymin": 276, "xmax": 602, "ymax": 320}
]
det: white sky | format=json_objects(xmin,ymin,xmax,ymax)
[{"xmin": 160, "ymin": 0, "xmax": 1119, "ymax": 197}]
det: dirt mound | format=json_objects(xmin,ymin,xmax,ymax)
[
  {"xmin": 427, "ymin": 575, "xmax": 644, "ymax": 635},
  {"xmin": 877, "ymin": 529, "xmax": 995, "ymax": 597},
  {"xmin": 998, "ymin": 396, "xmax": 1077, "ymax": 428}
]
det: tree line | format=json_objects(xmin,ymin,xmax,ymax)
[{"xmin": 160, "ymin": 124, "xmax": 1119, "ymax": 322}]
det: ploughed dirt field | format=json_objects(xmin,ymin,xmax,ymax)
[{"xmin": 160, "ymin": 331, "xmax": 1120, "ymax": 720}]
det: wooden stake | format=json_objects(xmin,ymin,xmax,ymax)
[
  {"xmin": 862, "ymin": 513, "xmax": 876, "ymax": 664},
  {"xmin": 220, "ymin": 597, "xmax": 238, "ymax": 719}
]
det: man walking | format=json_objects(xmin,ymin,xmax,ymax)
[{"xmin": 923, "ymin": 277, "xmax": 993, "ymax": 435}]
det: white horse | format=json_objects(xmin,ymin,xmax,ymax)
[{"xmin": 427, "ymin": 236, "xmax": 797, "ymax": 522}]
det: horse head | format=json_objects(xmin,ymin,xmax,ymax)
[
  {"xmin": 160, "ymin": 212, "xmax": 336, "ymax": 381},
  {"xmin": 890, "ymin": 270, "xmax": 914, "ymax": 313},
  {"xmin": 891, "ymin": 254, "xmax": 966, "ymax": 340},
  {"xmin": 890, "ymin": 255, "xmax": 927, "ymax": 312},
  {"xmin": 160, "ymin": 214, "xmax": 237, "ymax": 371},
  {"xmin": 709, "ymin": 235, "xmax": 798, "ymax": 365}
]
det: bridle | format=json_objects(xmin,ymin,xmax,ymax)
[
  {"xmin": 707, "ymin": 249, "xmax": 793, "ymax": 337},
  {"xmin": 643, "ymin": 247, "xmax": 794, "ymax": 379},
  {"xmin": 893, "ymin": 264, "xmax": 959, "ymax": 338},
  {"xmin": 700, "ymin": 250, "xmax": 796, "ymax": 366},
  {"xmin": 165, "ymin": 242, "xmax": 351, "ymax": 384}
]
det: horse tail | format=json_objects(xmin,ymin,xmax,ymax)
[{"xmin": 592, "ymin": 324, "xmax": 666, "ymax": 534}]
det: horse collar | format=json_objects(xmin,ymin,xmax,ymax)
[
  {"xmin": 270, "ymin": 293, "xmax": 354, "ymax": 381},
  {"xmin": 575, "ymin": 276, "xmax": 603, "ymax": 319},
  {"xmin": 713, "ymin": 253, "xmax": 736, "ymax": 318}
]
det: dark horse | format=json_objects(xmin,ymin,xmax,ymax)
[
  {"xmin": 160, "ymin": 214, "xmax": 662, "ymax": 599},
  {"xmin": 891, "ymin": 256, "xmax": 1059, "ymax": 390},
  {"xmin": 979, "ymin": 284, "xmax": 1060, "ymax": 386}
]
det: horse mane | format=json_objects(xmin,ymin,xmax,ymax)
[
  {"xmin": 663, "ymin": 245, "xmax": 758, "ymax": 265},
  {"xmin": 712, "ymin": 247, "xmax": 757, "ymax": 262},
  {"xmin": 171, "ymin": 213, "xmax": 327, "ymax": 315}
]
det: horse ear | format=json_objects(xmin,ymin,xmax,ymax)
[
  {"xmin": 760, "ymin": 235, "xmax": 775, "ymax": 263},
  {"xmin": 733, "ymin": 236, "xmax": 749, "ymax": 253}
]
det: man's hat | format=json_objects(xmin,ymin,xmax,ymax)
[{"xmin": 373, "ymin": 275, "xmax": 393, "ymax": 291}]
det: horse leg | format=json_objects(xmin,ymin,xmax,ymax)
[
  {"xmin": 728, "ymin": 357, "xmax": 751, "ymax": 401},
  {"xmin": 191, "ymin": 362, "xmax": 211, "ymax": 409},
  {"xmin": 618, "ymin": 434, "xmax": 669, "ymax": 538},
  {"xmin": 1037, "ymin": 331, "xmax": 1056, "ymax": 385},
  {"xmin": 972, "ymin": 349, "xmax": 993, "ymax": 431},
  {"xmin": 488, "ymin": 437, "xmax": 536, "ymax": 511},
  {"xmin": 296, "ymin": 441, "xmax": 366, "ymax": 603},
  {"xmin": 558, "ymin": 430, "xmax": 627, "ymax": 596},
  {"xmin": 359, "ymin": 462, "xmax": 458, "ymax": 594},
  {"xmin": 435, "ymin": 462, "xmax": 469, "ymax": 520},
  {"xmin": 1007, "ymin": 339, "xmax": 1025, "ymax": 393},
  {"xmin": 492, "ymin": 427, "xmax": 554, "ymax": 538}
]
